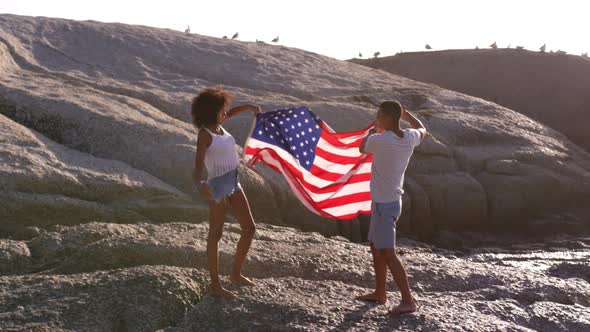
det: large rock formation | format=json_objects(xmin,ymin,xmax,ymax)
[
  {"xmin": 352, "ymin": 49, "xmax": 590, "ymax": 152},
  {"xmin": 1, "ymin": 14, "xmax": 590, "ymax": 241},
  {"xmin": 0, "ymin": 265, "xmax": 208, "ymax": 331},
  {"xmin": 0, "ymin": 222, "xmax": 588, "ymax": 331},
  {"xmin": 0, "ymin": 112, "xmax": 207, "ymax": 233}
]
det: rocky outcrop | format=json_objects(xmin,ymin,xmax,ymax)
[
  {"xmin": 1, "ymin": 14, "xmax": 590, "ymax": 241},
  {"xmin": 0, "ymin": 222, "xmax": 587, "ymax": 331},
  {"xmin": 0, "ymin": 113, "xmax": 207, "ymax": 233},
  {"xmin": 0, "ymin": 240, "xmax": 31, "ymax": 274},
  {"xmin": 352, "ymin": 49, "xmax": 590, "ymax": 152},
  {"xmin": 0, "ymin": 265, "xmax": 208, "ymax": 331}
]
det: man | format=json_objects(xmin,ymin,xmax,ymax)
[{"xmin": 356, "ymin": 100, "xmax": 428, "ymax": 315}]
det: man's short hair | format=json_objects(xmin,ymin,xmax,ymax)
[{"xmin": 379, "ymin": 101, "xmax": 403, "ymax": 122}]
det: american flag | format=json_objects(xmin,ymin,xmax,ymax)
[{"xmin": 243, "ymin": 106, "xmax": 375, "ymax": 220}]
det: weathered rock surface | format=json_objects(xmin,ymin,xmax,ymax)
[
  {"xmin": 0, "ymin": 222, "xmax": 587, "ymax": 331},
  {"xmin": 0, "ymin": 265, "xmax": 208, "ymax": 332},
  {"xmin": 1, "ymin": 15, "xmax": 590, "ymax": 239},
  {"xmin": 353, "ymin": 49, "xmax": 590, "ymax": 151},
  {"xmin": 0, "ymin": 240, "xmax": 31, "ymax": 274},
  {"xmin": 0, "ymin": 113, "xmax": 207, "ymax": 233}
]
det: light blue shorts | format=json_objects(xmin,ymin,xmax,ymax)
[
  {"xmin": 208, "ymin": 168, "xmax": 243, "ymax": 203},
  {"xmin": 368, "ymin": 199, "xmax": 402, "ymax": 249}
]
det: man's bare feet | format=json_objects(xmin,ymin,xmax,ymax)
[
  {"xmin": 209, "ymin": 285, "xmax": 238, "ymax": 300},
  {"xmin": 389, "ymin": 300, "xmax": 417, "ymax": 316},
  {"xmin": 230, "ymin": 274, "xmax": 255, "ymax": 286},
  {"xmin": 355, "ymin": 291, "xmax": 387, "ymax": 305}
]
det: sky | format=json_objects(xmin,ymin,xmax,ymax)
[{"xmin": 2, "ymin": 0, "xmax": 588, "ymax": 60}]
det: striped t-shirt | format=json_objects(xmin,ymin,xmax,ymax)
[{"xmin": 364, "ymin": 129, "xmax": 422, "ymax": 203}]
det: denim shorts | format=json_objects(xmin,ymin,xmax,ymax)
[
  {"xmin": 368, "ymin": 199, "xmax": 402, "ymax": 249},
  {"xmin": 208, "ymin": 168, "xmax": 243, "ymax": 203}
]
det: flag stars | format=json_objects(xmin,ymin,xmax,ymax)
[{"xmin": 252, "ymin": 108, "xmax": 321, "ymax": 171}]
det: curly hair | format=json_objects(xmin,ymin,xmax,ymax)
[{"xmin": 191, "ymin": 87, "xmax": 233, "ymax": 129}]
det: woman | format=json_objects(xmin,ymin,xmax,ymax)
[{"xmin": 192, "ymin": 86, "xmax": 260, "ymax": 299}]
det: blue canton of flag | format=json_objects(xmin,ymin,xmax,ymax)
[{"xmin": 250, "ymin": 106, "xmax": 322, "ymax": 171}]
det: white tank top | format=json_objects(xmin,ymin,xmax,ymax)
[{"xmin": 202, "ymin": 127, "xmax": 240, "ymax": 179}]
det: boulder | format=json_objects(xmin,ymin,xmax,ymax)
[
  {"xmin": 1, "ymin": 14, "xmax": 589, "ymax": 238},
  {"xmin": 353, "ymin": 49, "xmax": 590, "ymax": 151},
  {"xmin": 0, "ymin": 265, "xmax": 208, "ymax": 332},
  {"xmin": 0, "ymin": 113, "xmax": 207, "ymax": 233},
  {"xmin": 0, "ymin": 240, "xmax": 31, "ymax": 274},
  {"xmin": 0, "ymin": 221, "xmax": 587, "ymax": 331}
]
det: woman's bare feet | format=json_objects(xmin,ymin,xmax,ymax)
[
  {"xmin": 389, "ymin": 300, "xmax": 417, "ymax": 316},
  {"xmin": 230, "ymin": 274, "xmax": 255, "ymax": 286},
  {"xmin": 355, "ymin": 291, "xmax": 387, "ymax": 305},
  {"xmin": 209, "ymin": 284, "xmax": 238, "ymax": 300}
]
